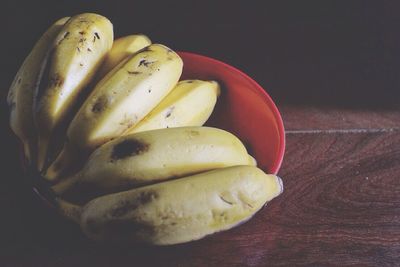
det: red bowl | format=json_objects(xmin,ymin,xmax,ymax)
[{"xmin": 178, "ymin": 52, "xmax": 285, "ymax": 174}]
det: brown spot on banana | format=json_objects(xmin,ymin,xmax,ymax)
[
  {"xmin": 110, "ymin": 191, "xmax": 158, "ymax": 217},
  {"xmin": 219, "ymin": 195, "xmax": 234, "ymax": 205},
  {"xmin": 110, "ymin": 139, "xmax": 149, "ymax": 160},
  {"xmin": 127, "ymin": 71, "xmax": 142, "ymax": 75},
  {"xmin": 49, "ymin": 73, "xmax": 64, "ymax": 88},
  {"xmin": 91, "ymin": 95, "xmax": 108, "ymax": 113},
  {"xmin": 165, "ymin": 106, "xmax": 175, "ymax": 118},
  {"xmin": 138, "ymin": 59, "xmax": 155, "ymax": 67}
]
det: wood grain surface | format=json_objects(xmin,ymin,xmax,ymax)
[
  {"xmin": 1, "ymin": 107, "xmax": 399, "ymax": 267},
  {"xmin": 281, "ymin": 105, "xmax": 400, "ymax": 131}
]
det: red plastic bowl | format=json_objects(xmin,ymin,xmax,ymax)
[{"xmin": 178, "ymin": 52, "xmax": 285, "ymax": 174}]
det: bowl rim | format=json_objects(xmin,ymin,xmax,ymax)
[{"xmin": 177, "ymin": 51, "xmax": 285, "ymax": 174}]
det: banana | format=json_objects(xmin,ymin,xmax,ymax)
[
  {"xmin": 56, "ymin": 198, "xmax": 83, "ymax": 224},
  {"xmin": 35, "ymin": 13, "xmax": 114, "ymax": 171},
  {"xmin": 96, "ymin": 34, "xmax": 151, "ymax": 78},
  {"xmin": 248, "ymin": 154, "xmax": 257, "ymax": 166},
  {"xmin": 80, "ymin": 165, "xmax": 283, "ymax": 244},
  {"xmin": 125, "ymin": 80, "xmax": 220, "ymax": 134},
  {"xmin": 45, "ymin": 44, "xmax": 183, "ymax": 181},
  {"xmin": 52, "ymin": 126, "xmax": 252, "ymax": 201},
  {"xmin": 7, "ymin": 17, "xmax": 70, "ymax": 165}
]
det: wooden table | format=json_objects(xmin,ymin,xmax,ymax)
[{"xmin": 1, "ymin": 104, "xmax": 399, "ymax": 267}]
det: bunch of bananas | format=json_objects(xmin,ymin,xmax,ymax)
[{"xmin": 8, "ymin": 13, "xmax": 283, "ymax": 245}]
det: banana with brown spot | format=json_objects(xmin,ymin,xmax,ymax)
[
  {"xmin": 7, "ymin": 17, "xmax": 70, "ymax": 165},
  {"xmin": 125, "ymin": 80, "xmax": 220, "ymax": 134},
  {"xmin": 96, "ymin": 34, "xmax": 151, "ymax": 79},
  {"xmin": 35, "ymin": 13, "xmax": 114, "ymax": 171},
  {"xmin": 45, "ymin": 44, "xmax": 183, "ymax": 181},
  {"xmin": 80, "ymin": 165, "xmax": 283, "ymax": 245},
  {"xmin": 52, "ymin": 126, "xmax": 253, "ymax": 201}
]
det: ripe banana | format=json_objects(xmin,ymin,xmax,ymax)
[
  {"xmin": 45, "ymin": 44, "xmax": 183, "ymax": 181},
  {"xmin": 52, "ymin": 126, "xmax": 252, "ymax": 201},
  {"xmin": 35, "ymin": 13, "xmax": 114, "ymax": 171},
  {"xmin": 7, "ymin": 17, "xmax": 70, "ymax": 165},
  {"xmin": 248, "ymin": 154, "xmax": 257, "ymax": 166},
  {"xmin": 10, "ymin": 14, "xmax": 284, "ymax": 246},
  {"xmin": 125, "ymin": 80, "xmax": 220, "ymax": 134},
  {"xmin": 79, "ymin": 165, "xmax": 283, "ymax": 244},
  {"xmin": 96, "ymin": 34, "xmax": 151, "ymax": 78}
]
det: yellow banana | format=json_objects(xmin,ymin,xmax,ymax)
[
  {"xmin": 35, "ymin": 13, "xmax": 114, "ymax": 171},
  {"xmin": 7, "ymin": 17, "xmax": 70, "ymax": 165},
  {"xmin": 125, "ymin": 80, "xmax": 220, "ymax": 134},
  {"xmin": 248, "ymin": 154, "xmax": 257, "ymax": 166},
  {"xmin": 52, "ymin": 126, "xmax": 252, "ymax": 200},
  {"xmin": 80, "ymin": 165, "xmax": 283, "ymax": 244},
  {"xmin": 96, "ymin": 34, "xmax": 151, "ymax": 78},
  {"xmin": 45, "ymin": 44, "xmax": 183, "ymax": 181}
]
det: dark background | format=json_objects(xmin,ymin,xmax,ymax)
[
  {"xmin": 0, "ymin": 1, "xmax": 398, "ymax": 266},
  {"xmin": 1, "ymin": 0, "xmax": 399, "ymax": 107}
]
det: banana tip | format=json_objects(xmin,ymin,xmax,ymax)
[{"xmin": 276, "ymin": 175, "xmax": 284, "ymax": 195}]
